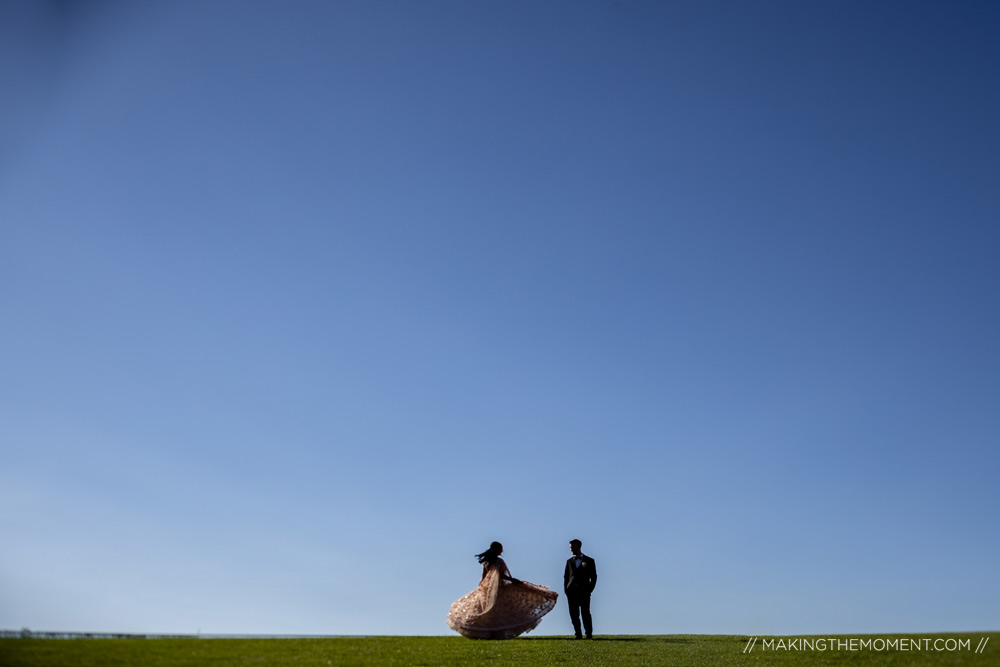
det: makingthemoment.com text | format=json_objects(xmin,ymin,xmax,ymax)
[{"xmin": 758, "ymin": 637, "xmax": 977, "ymax": 652}]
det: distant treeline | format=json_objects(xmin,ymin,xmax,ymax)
[
  {"xmin": 1, "ymin": 630, "xmax": 359, "ymax": 640},
  {"xmin": 1, "ymin": 630, "xmax": 190, "ymax": 639}
]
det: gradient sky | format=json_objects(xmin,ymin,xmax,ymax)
[{"xmin": 2, "ymin": 0, "xmax": 998, "ymax": 637}]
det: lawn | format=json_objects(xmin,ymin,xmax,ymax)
[{"xmin": 0, "ymin": 633, "xmax": 995, "ymax": 666}]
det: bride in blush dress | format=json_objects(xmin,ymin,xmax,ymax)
[{"xmin": 446, "ymin": 541, "xmax": 558, "ymax": 639}]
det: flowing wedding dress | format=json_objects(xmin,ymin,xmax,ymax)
[{"xmin": 446, "ymin": 557, "xmax": 558, "ymax": 639}]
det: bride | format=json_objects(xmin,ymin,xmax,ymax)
[{"xmin": 446, "ymin": 541, "xmax": 558, "ymax": 639}]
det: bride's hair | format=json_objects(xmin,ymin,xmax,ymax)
[{"xmin": 476, "ymin": 541, "xmax": 503, "ymax": 565}]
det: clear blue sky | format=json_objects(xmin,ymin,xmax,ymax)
[{"xmin": 2, "ymin": 0, "xmax": 998, "ymax": 636}]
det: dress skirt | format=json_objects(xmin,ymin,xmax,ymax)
[{"xmin": 446, "ymin": 566, "xmax": 558, "ymax": 639}]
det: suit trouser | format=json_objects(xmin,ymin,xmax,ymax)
[{"xmin": 566, "ymin": 591, "xmax": 592, "ymax": 637}]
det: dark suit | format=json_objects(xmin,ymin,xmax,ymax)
[{"xmin": 564, "ymin": 554, "xmax": 597, "ymax": 638}]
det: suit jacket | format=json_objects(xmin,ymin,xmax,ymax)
[{"xmin": 564, "ymin": 554, "xmax": 597, "ymax": 595}]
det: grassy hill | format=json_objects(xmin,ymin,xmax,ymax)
[{"xmin": 1, "ymin": 633, "xmax": 995, "ymax": 666}]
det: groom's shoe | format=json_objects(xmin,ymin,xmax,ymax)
[{"xmin": 574, "ymin": 635, "xmax": 583, "ymax": 640}]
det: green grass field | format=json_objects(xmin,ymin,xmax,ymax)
[{"xmin": 1, "ymin": 633, "xmax": 995, "ymax": 666}]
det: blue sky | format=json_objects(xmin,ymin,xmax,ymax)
[{"xmin": 2, "ymin": 0, "xmax": 998, "ymax": 636}]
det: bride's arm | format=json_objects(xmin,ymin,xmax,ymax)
[{"xmin": 496, "ymin": 558, "xmax": 522, "ymax": 584}]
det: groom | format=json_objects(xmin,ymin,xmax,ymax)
[{"xmin": 564, "ymin": 539, "xmax": 597, "ymax": 639}]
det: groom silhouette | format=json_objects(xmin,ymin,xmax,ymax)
[{"xmin": 564, "ymin": 539, "xmax": 597, "ymax": 639}]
